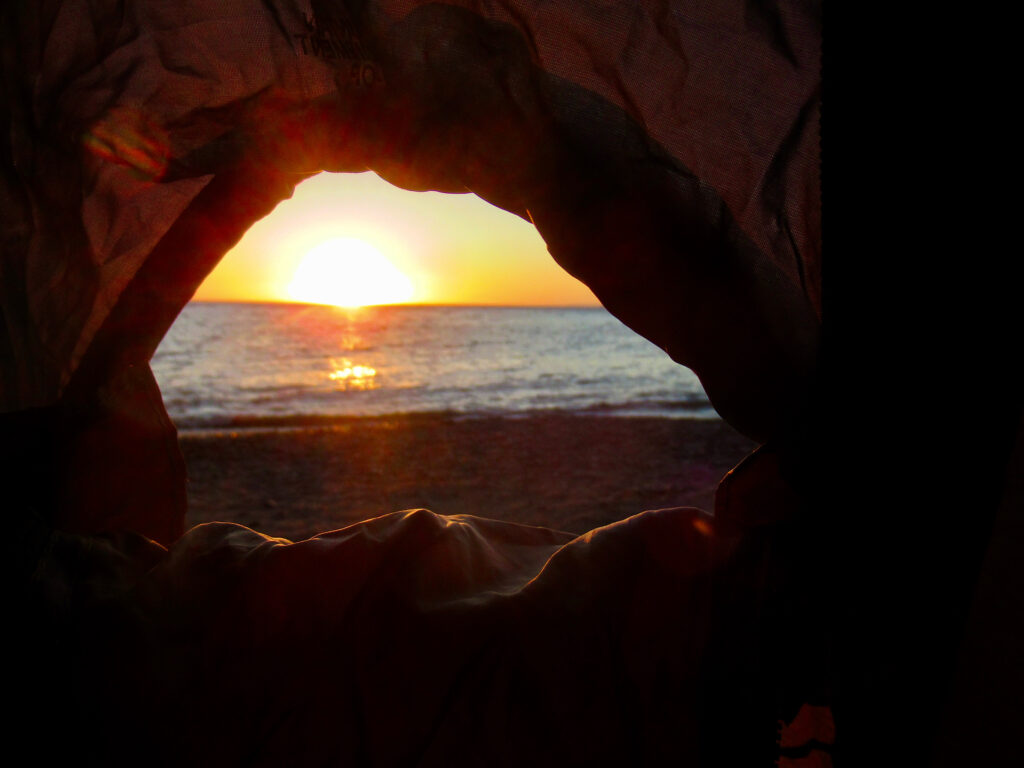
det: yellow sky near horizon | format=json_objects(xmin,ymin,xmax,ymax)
[{"xmin": 192, "ymin": 171, "xmax": 600, "ymax": 307}]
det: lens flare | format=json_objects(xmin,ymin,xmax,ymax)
[{"xmin": 82, "ymin": 106, "xmax": 170, "ymax": 181}]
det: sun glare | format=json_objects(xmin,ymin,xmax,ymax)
[{"xmin": 287, "ymin": 238, "xmax": 415, "ymax": 308}]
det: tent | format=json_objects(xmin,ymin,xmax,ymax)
[{"xmin": 3, "ymin": 1, "xmax": 1020, "ymax": 764}]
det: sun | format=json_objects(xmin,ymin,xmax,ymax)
[{"xmin": 287, "ymin": 238, "xmax": 414, "ymax": 308}]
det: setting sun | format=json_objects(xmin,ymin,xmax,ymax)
[
  {"xmin": 192, "ymin": 171, "xmax": 598, "ymax": 307},
  {"xmin": 287, "ymin": 238, "xmax": 415, "ymax": 308}
]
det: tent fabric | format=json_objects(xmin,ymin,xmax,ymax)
[
  {"xmin": 3, "ymin": 3, "xmax": 1020, "ymax": 763},
  {"xmin": 0, "ymin": 1, "xmax": 842, "ymax": 765},
  {"xmin": 23, "ymin": 505, "xmax": 826, "ymax": 766}
]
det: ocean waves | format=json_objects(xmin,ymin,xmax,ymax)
[{"xmin": 153, "ymin": 303, "xmax": 715, "ymax": 428}]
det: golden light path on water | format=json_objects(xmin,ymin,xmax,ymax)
[
  {"xmin": 153, "ymin": 303, "xmax": 715, "ymax": 426},
  {"xmin": 329, "ymin": 360, "xmax": 378, "ymax": 390}
]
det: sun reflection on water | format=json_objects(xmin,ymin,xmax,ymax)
[{"xmin": 329, "ymin": 359, "xmax": 378, "ymax": 390}]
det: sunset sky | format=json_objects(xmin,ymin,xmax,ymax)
[{"xmin": 193, "ymin": 171, "xmax": 599, "ymax": 307}]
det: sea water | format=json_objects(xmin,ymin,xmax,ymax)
[{"xmin": 152, "ymin": 303, "xmax": 715, "ymax": 429}]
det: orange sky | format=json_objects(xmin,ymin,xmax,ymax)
[{"xmin": 193, "ymin": 171, "xmax": 599, "ymax": 307}]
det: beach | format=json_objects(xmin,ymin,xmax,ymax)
[{"xmin": 179, "ymin": 413, "xmax": 757, "ymax": 540}]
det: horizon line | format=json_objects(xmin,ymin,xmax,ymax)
[{"xmin": 188, "ymin": 298, "xmax": 604, "ymax": 310}]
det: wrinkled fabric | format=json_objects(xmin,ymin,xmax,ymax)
[
  {"xmin": 5, "ymin": 4, "xmax": 1023, "ymax": 766},
  {"xmin": 2, "ymin": 3, "xmax": 829, "ymax": 764},
  {"xmin": 22, "ymin": 505, "xmax": 819, "ymax": 766}
]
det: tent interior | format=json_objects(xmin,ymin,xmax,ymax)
[{"xmin": 3, "ymin": 1, "xmax": 1021, "ymax": 765}]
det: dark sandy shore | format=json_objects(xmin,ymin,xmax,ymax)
[{"xmin": 178, "ymin": 413, "xmax": 757, "ymax": 541}]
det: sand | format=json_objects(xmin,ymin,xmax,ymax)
[{"xmin": 179, "ymin": 413, "xmax": 757, "ymax": 541}]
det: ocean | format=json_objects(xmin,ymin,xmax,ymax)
[{"xmin": 152, "ymin": 302, "xmax": 715, "ymax": 429}]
